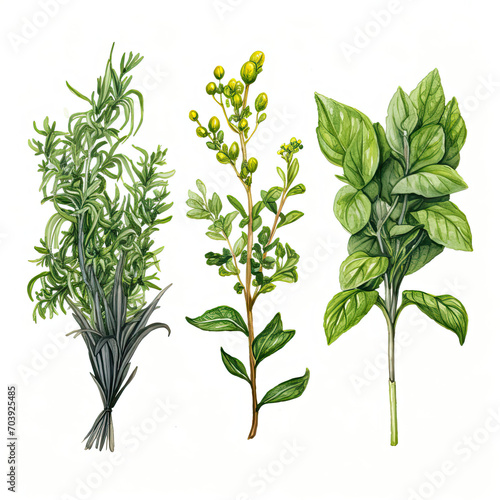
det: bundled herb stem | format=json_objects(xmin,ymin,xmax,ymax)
[
  {"xmin": 186, "ymin": 51, "xmax": 309, "ymax": 439},
  {"xmin": 28, "ymin": 45, "xmax": 174, "ymax": 451},
  {"xmin": 316, "ymin": 69, "xmax": 472, "ymax": 445}
]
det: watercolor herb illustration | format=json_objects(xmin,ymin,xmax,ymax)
[
  {"xmin": 28, "ymin": 45, "xmax": 174, "ymax": 451},
  {"xmin": 315, "ymin": 69, "xmax": 472, "ymax": 445},
  {"xmin": 186, "ymin": 51, "xmax": 309, "ymax": 439}
]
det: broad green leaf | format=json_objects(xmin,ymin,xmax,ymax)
[
  {"xmin": 186, "ymin": 306, "xmax": 248, "ymax": 335},
  {"xmin": 323, "ymin": 289, "xmax": 379, "ymax": 344},
  {"xmin": 409, "ymin": 69, "xmax": 445, "ymax": 127},
  {"xmin": 256, "ymin": 369, "xmax": 310, "ymax": 411},
  {"xmin": 334, "ymin": 185, "xmax": 371, "ymax": 234},
  {"xmin": 227, "ymin": 195, "xmax": 247, "ymax": 217},
  {"xmin": 402, "ymin": 290, "xmax": 468, "ymax": 345},
  {"xmin": 389, "ymin": 224, "xmax": 419, "ymax": 237},
  {"xmin": 220, "ymin": 348, "xmax": 250, "ymax": 383},
  {"xmin": 380, "ymin": 158, "xmax": 404, "ymax": 204},
  {"xmin": 439, "ymin": 97, "xmax": 467, "ymax": 168},
  {"xmin": 252, "ymin": 313, "xmax": 295, "ymax": 366},
  {"xmin": 386, "ymin": 87, "xmax": 418, "ymax": 155},
  {"xmin": 339, "ymin": 251, "xmax": 389, "ymax": 290},
  {"xmin": 277, "ymin": 210, "xmax": 304, "ymax": 228},
  {"xmin": 410, "ymin": 201, "xmax": 472, "ymax": 251},
  {"xmin": 410, "ymin": 124, "xmax": 445, "ymax": 172},
  {"xmin": 315, "ymin": 93, "xmax": 379, "ymax": 172},
  {"xmin": 405, "ymin": 236, "xmax": 444, "ymax": 275},
  {"xmin": 392, "ymin": 164, "xmax": 468, "ymax": 197},
  {"xmin": 362, "ymin": 177, "xmax": 380, "ymax": 203},
  {"xmin": 343, "ymin": 123, "xmax": 379, "ymax": 189},
  {"xmin": 348, "ymin": 228, "xmax": 382, "ymax": 257}
]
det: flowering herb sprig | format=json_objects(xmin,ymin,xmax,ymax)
[{"xmin": 186, "ymin": 51, "xmax": 309, "ymax": 439}]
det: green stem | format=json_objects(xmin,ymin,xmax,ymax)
[
  {"xmin": 385, "ymin": 287, "xmax": 399, "ymax": 446},
  {"xmin": 389, "ymin": 380, "xmax": 398, "ymax": 446}
]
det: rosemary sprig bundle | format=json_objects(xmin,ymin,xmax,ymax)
[{"xmin": 28, "ymin": 45, "xmax": 174, "ymax": 451}]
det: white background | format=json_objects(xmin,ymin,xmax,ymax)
[{"xmin": 1, "ymin": 0, "xmax": 499, "ymax": 499}]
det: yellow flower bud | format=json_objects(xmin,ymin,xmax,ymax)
[
  {"xmin": 233, "ymin": 94, "xmax": 242, "ymax": 108},
  {"xmin": 250, "ymin": 51, "xmax": 265, "ymax": 70},
  {"xmin": 247, "ymin": 157, "xmax": 258, "ymax": 173},
  {"xmin": 238, "ymin": 118, "xmax": 248, "ymax": 131},
  {"xmin": 240, "ymin": 61, "xmax": 258, "ymax": 85},
  {"xmin": 189, "ymin": 110, "xmax": 198, "ymax": 121},
  {"xmin": 255, "ymin": 92, "xmax": 268, "ymax": 112},
  {"xmin": 206, "ymin": 82, "xmax": 217, "ymax": 95},
  {"xmin": 216, "ymin": 152, "xmax": 230, "ymax": 164},
  {"xmin": 196, "ymin": 126, "xmax": 208, "ymax": 138},
  {"xmin": 208, "ymin": 116, "xmax": 220, "ymax": 133},
  {"xmin": 214, "ymin": 66, "xmax": 225, "ymax": 80},
  {"xmin": 228, "ymin": 141, "xmax": 240, "ymax": 161},
  {"xmin": 228, "ymin": 78, "xmax": 237, "ymax": 91}
]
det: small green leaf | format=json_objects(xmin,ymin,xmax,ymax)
[
  {"xmin": 287, "ymin": 184, "xmax": 306, "ymax": 196},
  {"xmin": 277, "ymin": 210, "xmax": 304, "ymax": 228},
  {"xmin": 206, "ymin": 231, "xmax": 225, "ymax": 241},
  {"xmin": 188, "ymin": 189, "xmax": 204, "ymax": 205},
  {"xmin": 233, "ymin": 232, "xmax": 247, "ymax": 256},
  {"xmin": 196, "ymin": 179, "xmax": 207, "ymax": 196},
  {"xmin": 258, "ymin": 226, "xmax": 271, "ymax": 246},
  {"xmin": 220, "ymin": 348, "xmax": 250, "ymax": 383},
  {"xmin": 402, "ymin": 290, "xmax": 468, "ymax": 345},
  {"xmin": 252, "ymin": 313, "xmax": 295, "ymax": 365},
  {"xmin": 223, "ymin": 211, "xmax": 238, "ymax": 236},
  {"xmin": 334, "ymin": 185, "xmax": 371, "ymax": 234},
  {"xmin": 227, "ymin": 195, "xmax": 247, "ymax": 217},
  {"xmin": 277, "ymin": 166, "xmax": 286, "ymax": 183},
  {"xmin": 287, "ymin": 158, "xmax": 300, "ymax": 185},
  {"xmin": 187, "ymin": 208, "xmax": 211, "ymax": 220},
  {"xmin": 339, "ymin": 251, "xmax": 389, "ymax": 291},
  {"xmin": 252, "ymin": 215, "xmax": 262, "ymax": 231},
  {"xmin": 257, "ymin": 369, "xmax": 310, "ymax": 411},
  {"xmin": 410, "ymin": 201, "xmax": 472, "ymax": 251},
  {"xmin": 186, "ymin": 306, "xmax": 248, "ymax": 335},
  {"xmin": 208, "ymin": 193, "xmax": 223, "ymax": 218},
  {"xmin": 324, "ymin": 289, "xmax": 379, "ymax": 344}
]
